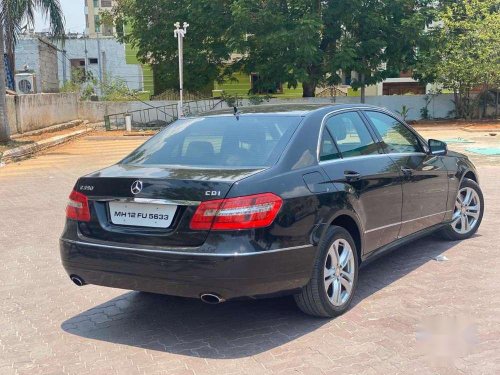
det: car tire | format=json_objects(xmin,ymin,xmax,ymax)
[
  {"xmin": 438, "ymin": 178, "xmax": 484, "ymax": 241},
  {"xmin": 294, "ymin": 226, "xmax": 359, "ymax": 318}
]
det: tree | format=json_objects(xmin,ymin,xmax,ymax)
[
  {"xmin": 3, "ymin": 0, "xmax": 64, "ymax": 70},
  {"xmin": 112, "ymin": 0, "xmax": 438, "ymax": 99},
  {"xmin": 111, "ymin": 0, "xmax": 233, "ymax": 95},
  {"xmin": 0, "ymin": 0, "xmax": 65, "ymax": 142},
  {"xmin": 331, "ymin": 1, "xmax": 435, "ymax": 102},
  {"xmin": 229, "ymin": 0, "xmax": 325, "ymax": 97},
  {"xmin": 0, "ymin": 23, "xmax": 8, "ymax": 142},
  {"xmin": 415, "ymin": 0, "xmax": 500, "ymax": 118},
  {"xmin": 229, "ymin": 0, "xmax": 435, "ymax": 99}
]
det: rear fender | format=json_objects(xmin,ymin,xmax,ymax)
[{"xmin": 314, "ymin": 208, "xmax": 364, "ymax": 258}]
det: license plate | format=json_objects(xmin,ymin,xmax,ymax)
[{"xmin": 109, "ymin": 201, "xmax": 177, "ymax": 228}]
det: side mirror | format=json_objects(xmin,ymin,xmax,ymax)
[{"xmin": 428, "ymin": 139, "xmax": 447, "ymax": 156}]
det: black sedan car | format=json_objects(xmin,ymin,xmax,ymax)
[{"xmin": 60, "ymin": 104, "xmax": 484, "ymax": 317}]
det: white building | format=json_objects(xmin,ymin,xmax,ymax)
[
  {"xmin": 15, "ymin": 35, "xmax": 60, "ymax": 93},
  {"xmin": 56, "ymin": 36, "xmax": 145, "ymax": 91},
  {"xmin": 85, "ymin": 0, "xmax": 116, "ymax": 38}
]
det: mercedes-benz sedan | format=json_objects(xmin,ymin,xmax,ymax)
[{"xmin": 60, "ymin": 104, "xmax": 484, "ymax": 317}]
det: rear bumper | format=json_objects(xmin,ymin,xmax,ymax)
[{"xmin": 60, "ymin": 239, "xmax": 316, "ymax": 300}]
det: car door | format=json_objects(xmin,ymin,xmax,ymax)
[
  {"xmin": 362, "ymin": 110, "xmax": 449, "ymax": 238},
  {"xmin": 319, "ymin": 110, "xmax": 403, "ymax": 254}
]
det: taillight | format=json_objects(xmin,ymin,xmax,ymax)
[
  {"xmin": 190, "ymin": 193, "xmax": 283, "ymax": 231},
  {"xmin": 66, "ymin": 190, "xmax": 91, "ymax": 222}
]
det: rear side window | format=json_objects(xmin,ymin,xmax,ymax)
[
  {"xmin": 365, "ymin": 111, "xmax": 422, "ymax": 153},
  {"xmin": 121, "ymin": 116, "xmax": 302, "ymax": 168},
  {"xmin": 319, "ymin": 130, "xmax": 341, "ymax": 162},
  {"xmin": 325, "ymin": 112, "xmax": 381, "ymax": 158}
]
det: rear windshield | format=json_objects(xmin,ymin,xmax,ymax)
[{"xmin": 121, "ymin": 115, "xmax": 302, "ymax": 168}]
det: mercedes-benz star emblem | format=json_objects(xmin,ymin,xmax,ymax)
[{"xmin": 131, "ymin": 180, "xmax": 143, "ymax": 195}]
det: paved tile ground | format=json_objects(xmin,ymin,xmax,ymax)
[
  {"xmin": 415, "ymin": 126, "xmax": 500, "ymax": 167},
  {"xmin": 1, "ymin": 133, "xmax": 499, "ymax": 375}
]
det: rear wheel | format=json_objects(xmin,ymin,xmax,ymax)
[
  {"xmin": 439, "ymin": 178, "xmax": 484, "ymax": 241},
  {"xmin": 294, "ymin": 226, "xmax": 359, "ymax": 318}
]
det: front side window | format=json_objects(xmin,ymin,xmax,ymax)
[
  {"xmin": 325, "ymin": 112, "xmax": 380, "ymax": 158},
  {"xmin": 365, "ymin": 111, "xmax": 422, "ymax": 154},
  {"xmin": 121, "ymin": 116, "xmax": 302, "ymax": 168}
]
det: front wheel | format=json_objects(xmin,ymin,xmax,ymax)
[
  {"xmin": 294, "ymin": 226, "xmax": 359, "ymax": 318},
  {"xmin": 438, "ymin": 178, "xmax": 484, "ymax": 241}
]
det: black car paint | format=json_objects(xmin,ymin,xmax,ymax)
[
  {"xmin": 75, "ymin": 165, "xmax": 264, "ymax": 247},
  {"xmin": 60, "ymin": 104, "xmax": 479, "ymax": 301}
]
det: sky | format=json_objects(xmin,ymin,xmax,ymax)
[{"xmin": 34, "ymin": 0, "xmax": 85, "ymax": 33}]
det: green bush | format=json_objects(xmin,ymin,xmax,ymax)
[
  {"xmin": 248, "ymin": 93, "xmax": 273, "ymax": 105},
  {"xmin": 396, "ymin": 105, "xmax": 411, "ymax": 121},
  {"xmin": 248, "ymin": 94, "xmax": 265, "ymax": 105},
  {"xmin": 221, "ymin": 92, "xmax": 239, "ymax": 107},
  {"xmin": 420, "ymin": 106, "xmax": 430, "ymax": 120}
]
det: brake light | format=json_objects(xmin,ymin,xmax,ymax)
[
  {"xmin": 66, "ymin": 190, "xmax": 91, "ymax": 222},
  {"xmin": 190, "ymin": 193, "xmax": 282, "ymax": 231}
]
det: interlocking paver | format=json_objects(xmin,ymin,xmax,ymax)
[{"xmin": 1, "ymin": 133, "xmax": 499, "ymax": 375}]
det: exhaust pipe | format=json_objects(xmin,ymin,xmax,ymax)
[
  {"xmin": 70, "ymin": 275, "xmax": 86, "ymax": 287},
  {"xmin": 200, "ymin": 293, "xmax": 224, "ymax": 304}
]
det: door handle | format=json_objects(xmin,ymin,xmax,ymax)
[
  {"xmin": 401, "ymin": 167, "xmax": 414, "ymax": 176},
  {"xmin": 344, "ymin": 171, "xmax": 361, "ymax": 181}
]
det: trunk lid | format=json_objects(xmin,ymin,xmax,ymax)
[{"xmin": 75, "ymin": 164, "xmax": 263, "ymax": 247}]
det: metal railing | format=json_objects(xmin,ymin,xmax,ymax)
[
  {"xmin": 152, "ymin": 89, "xmax": 208, "ymax": 101},
  {"xmin": 104, "ymin": 98, "xmax": 225, "ymax": 131},
  {"xmin": 316, "ymin": 86, "xmax": 349, "ymax": 99},
  {"xmin": 182, "ymin": 98, "xmax": 226, "ymax": 116}
]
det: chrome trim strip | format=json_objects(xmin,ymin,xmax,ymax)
[
  {"xmin": 364, "ymin": 221, "xmax": 402, "ymax": 234},
  {"xmin": 319, "ymin": 153, "xmax": 391, "ymax": 166},
  {"xmin": 318, "ymin": 151, "xmax": 428, "ymax": 167},
  {"xmin": 401, "ymin": 210, "xmax": 452, "ymax": 225},
  {"xmin": 316, "ymin": 106, "xmax": 427, "ymax": 163},
  {"xmin": 364, "ymin": 210, "xmax": 452, "ymax": 234},
  {"xmin": 316, "ymin": 106, "xmax": 402, "ymax": 162},
  {"xmin": 61, "ymin": 238, "xmax": 313, "ymax": 257},
  {"xmin": 386, "ymin": 152, "xmax": 427, "ymax": 157},
  {"xmin": 316, "ymin": 107, "xmax": 378, "ymax": 162},
  {"xmin": 96, "ymin": 197, "xmax": 201, "ymax": 206}
]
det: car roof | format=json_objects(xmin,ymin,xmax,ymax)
[{"xmin": 195, "ymin": 102, "xmax": 383, "ymax": 118}]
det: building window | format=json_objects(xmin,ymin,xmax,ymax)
[
  {"xmin": 93, "ymin": 0, "xmax": 99, "ymax": 7},
  {"xmin": 89, "ymin": 58, "xmax": 99, "ymax": 64},
  {"xmin": 101, "ymin": 0, "xmax": 112, "ymax": 7},
  {"xmin": 94, "ymin": 15, "xmax": 100, "ymax": 32}
]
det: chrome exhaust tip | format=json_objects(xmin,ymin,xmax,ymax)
[
  {"xmin": 70, "ymin": 275, "xmax": 86, "ymax": 287},
  {"xmin": 200, "ymin": 293, "xmax": 224, "ymax": 304}
]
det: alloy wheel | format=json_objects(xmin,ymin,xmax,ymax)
[
  {"xmin": 452, "ymin": 187, "xmax": 481, "ymax": 235},
  {"xmin": 324, "ymin": 239, "xmax": 355, "ymax": 306}
]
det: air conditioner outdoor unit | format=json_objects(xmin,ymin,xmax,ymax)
[{"xmin": 15, "ymin": 73, "xmax": 36, "ymax": 95}]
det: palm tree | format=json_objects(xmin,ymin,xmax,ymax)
[
  {"xmin": 0, "ymin": 0, "xmax": 65, "ymax": 142},
  {"xmin": 0, "ymin": 22, "xmax": 8, "ymax": 143}
]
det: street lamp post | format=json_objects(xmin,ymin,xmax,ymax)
[{"xmin": 174, "ymin": 22, "xmax": 189, "ymax": 117}]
